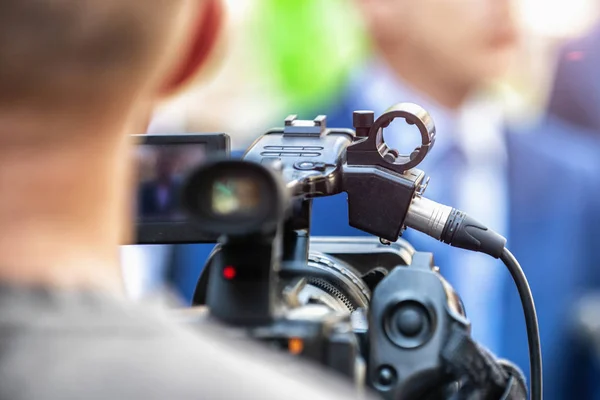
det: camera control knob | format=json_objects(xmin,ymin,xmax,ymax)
[
  {"xmin": 396, "ymin": 306, "xmax": 424, "ymax": 337},
  {"xmin": 384, "ymin": 301, "xmax": 433, "ymax": 348}
]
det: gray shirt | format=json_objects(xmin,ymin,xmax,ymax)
[{"xmin": 0, "ymin": 285, "xmax": 371, "ymax": 399}]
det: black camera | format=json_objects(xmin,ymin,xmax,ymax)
[{"xmin": 175, "ymin": 104, "xmax": 538, "ymax": 400}]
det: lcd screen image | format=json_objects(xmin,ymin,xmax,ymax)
[{"xmin": 135, "ymin": 144, "xmax": 206, "ymax": 223}]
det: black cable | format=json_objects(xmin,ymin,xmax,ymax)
[
  {"xmin": 405, "ymin": 199, "xmax": 543, "ymax": 399},
  {"xmin": 500, "ymin": 247, "xmax": 542, "ymax": 400}
]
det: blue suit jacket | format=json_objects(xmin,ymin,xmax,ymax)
[{"xmin": 173, "ymin": 99, "xmax": 600, "ymax": 399}]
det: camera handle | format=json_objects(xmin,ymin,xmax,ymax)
[{"xmin": 367, "ymin": 252, "xmax": 527, "ymax": 400}]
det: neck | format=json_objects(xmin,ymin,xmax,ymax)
[
  {"xmin": 378, "ymin": 45, "xmax": 474, "ymax": 110},
  {"xmin": 0, "ymin": 110, "xmax": 138, "ymax": 294}
]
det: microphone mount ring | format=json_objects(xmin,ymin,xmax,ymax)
[{"xmin": 370, "ymin": 103, "xmax": 436, "ymax": 171}]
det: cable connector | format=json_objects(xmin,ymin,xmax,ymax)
[
  {"xmin": 404, "ymin": 196, "xmax": 506, "ymax": 258},
  {"xmin": 440, "ymin": 209, "xmax": 507, "ymax": 259}
]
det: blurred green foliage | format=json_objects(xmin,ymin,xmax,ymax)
[{"xmin": 255, "ymin": 0, "xmax": 368, "ymax": 112}]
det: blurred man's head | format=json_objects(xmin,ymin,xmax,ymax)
[
  {"xmin": 0, "ymin": 0, "xmax": 220, "ymax": 134},
  {"xmin": 357, "ymin": 0, "xmax": 518, "ymax": 105},
  {"xmin": 0, "ymin": 0, "xmax": 222, "ymax": 290}
]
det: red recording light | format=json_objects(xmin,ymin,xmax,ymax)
[{"xmin": 223, "ymin": 266, "xmax": 237, "ymax": 280}]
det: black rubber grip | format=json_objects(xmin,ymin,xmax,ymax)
[{"xmin": 441, "ymin": 209, "xmax": 507, "ymax": 258}]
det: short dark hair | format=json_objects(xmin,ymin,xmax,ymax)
[{"xmin": 0, "ymin": 0, "xmax": 186, "ymax": 107}]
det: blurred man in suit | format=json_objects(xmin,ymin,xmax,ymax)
[
  {"xmin": 309, "ymin": 0, "xmax": 600, "ymax": 399},
  {"xmin": 138, "ymin": 151, "xmax": 182, "ymax": 219}
]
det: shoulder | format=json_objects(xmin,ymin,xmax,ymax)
[{"xmin": 0, "ymin": 293, "xmax": 367, "ymax": 400}]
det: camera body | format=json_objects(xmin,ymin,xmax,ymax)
[
  {"xmin": 192, "ymin": 236, "xmax": 470, "ymax": 399},
  {"xmin": 181, "ymin": 106, "xmax": 492, "ymax": 399}
]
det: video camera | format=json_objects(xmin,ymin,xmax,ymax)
[{"xmin": 138, "ymin": 104, "xmax": 541, "ymax": 399}]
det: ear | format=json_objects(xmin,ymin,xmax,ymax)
[{"xmin": 162, "ymin": 0, "xmax": 224, "ymax": 94}]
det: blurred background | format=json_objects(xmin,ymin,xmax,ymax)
[{"xmin": 147, "ymin": 0, "xmax": 600, "ymax": 145}]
